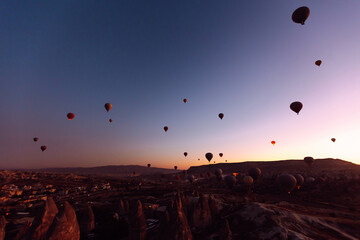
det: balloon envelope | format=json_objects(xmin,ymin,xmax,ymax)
[
  {"xmin": 290, "ymin": 101, "xmax": 303, "ymax": 115},
  {"xmin": 40, "ymin": 146, "xmax": 47, "ymax": 152},
  {"xmin": 67, "ymin": 113, "xmax": 75, "ymax": 120},
  {"xmin": 164, "ymin": 126, "xmax": 168, "ymax": 132},
  {"xmin": 183, "ymin": 98, "xmax": 187, "ymax": 103},
  {"xmin": 315, "ymin": 60, "xmax": 322, "ymax": 66},
  {"xmin": 205, "ymin": 152, "xmax": 213, "ymax": 162},
  {"xmin": 331, "ymin": 138, "xmax": 336, "ymax": 142},
  {"xmin": 147, "ymin": 164, "xmax": 151, "ymax": 168},
  {"xmin": 304, "ymin": 156, "xmax": 315, "ymax": 167},
  {"xmin": 33, "ymin": 137, "xmax": 39, "ymax": 142},
  {"xmin": 105, "ymin": 103, "xmax": 112, "ymax": 112},
  {"xmin": 214, "ymin": 168, "xmax": 223, "ymax": 177},
  {"xmin": 174, "ymin": 166, "xmax": 178, "ymax": 170},
  {"xmin": 224, "ymin": 175, "xmax": 236, "ymax": 188},
  {"xmin": 219, "ymin": 153, "xmax": 223, "ymax": 157},
  {"xmin": 248, "ymin": 167, "xmax": 261, "ymax": 181},
  {"xmin": 292, "ymin": 6, "xmax": 310, "ymax": 25},
  {"xmin": 218, "ymin": 113, "xmax": 224, "ymax": 120},
  {"xmin": 277, "ymin": 174, "xmax": 297, "ymax": 193},
  {"xmin": 184, "ymin": 152, "xmax": 188, "ymax": 157},
  {"xmin": 294, "ymin": 174, "xmax": 304, "ymax": 188},
  {"xmin": 243, "ymin": 176, "xmax": 254, "ymax": 185},
  {"xmin": 271, "ymin": 141, "xmax": 275, "ymax": 145},
  {"xmin": 109, "ymin": 119, "xmax": 113, "ymax": 123}
]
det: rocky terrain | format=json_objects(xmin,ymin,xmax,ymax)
[{"xmin": 0, "ymin": 158, "xmax": 359, "ymax": 239}]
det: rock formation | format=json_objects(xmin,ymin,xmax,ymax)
[
  {"xmin": 0, "ymin": 215, "xmax": 5, "ymax": 240},
  {"xmin": 78, "ymin": 205, "xmax": 95, "ymax": 236},
  {"xmin": 128, "ymin": 200, "xmax": 147, "ymax": 240}
]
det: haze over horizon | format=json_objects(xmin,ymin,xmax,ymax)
[{"xmin": 1, "ymin": 1, "xmax": 360, "ymax": 169}]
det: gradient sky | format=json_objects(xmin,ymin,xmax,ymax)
[{"xmin": 1, "ymin": 1, "xmax": 360, "ymax": 169}]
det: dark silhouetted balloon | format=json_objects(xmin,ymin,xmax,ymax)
[
  {"xmin": 184, "ymin": 152, "xmax": 188, "ymax": 157},
  {"xmin": 292, "ymin": 6, "xmax": 310, "ymax": 25},
  {"xmin": 224, "ymin": 175, "xmax": 236, "ymax": 188},
  {"xmin": 294, "ymin": 174, "xmax": 304, "ymax": 189},
  {"xmin": 33, "ymin": 137, "xmax": 39, "ymax": 142},
  {"xmin": 105, "ymin": 103, "xmax": 112, "ymax": 112},
  {"xmin": 198, "ymin": 158, "xmax": 200, "ymax": 161},
  {"xmin": 225, "ymin": 160, "xmax": 227, "ymax": 163},
  {"xmin": 271, "ymin": 141, "xmax": 276, "ymax": 145},
  {"xmin": 277, "ymin": 174, "xmax": 297, "ymax": 193},
  {"xmin": 219, "ymin": 153, "xmax": 223, "ymax": 157},
  {"xmin": 109, "ymin": 119, "xmax": 113, "ymax": 123},
  {"xmin": 331, "ymin": 138, "xmax": 336, "ymax": 142},
  {"xmin": 248, "ymin": 167, "xmax": 261, "ymax": 181},
  {"xmin": 183, "ymin": 98, "xmax": 187, "ymax": 103},
  {"xmin": 304, "ymin": 156, "xmax": 314, "ymax": 167},
  {"xmin": 218, "ymin": 113, "xmax": 224, "ymax": 120},
  {"xmin": 214, "ymin": 168, "xmax": 223, "ymax": 177},
  {"xmin": 187, "ymin": 174, "xmax": 195, "ymax": 183},
  {"xmin": 67, "ymin": 113, "xmax": 75, "ymax": 120},
  {"xmin": 164, "ymin": 126, "xmax": 168, "ymax": 132},
  {"xmin": 174, "ymin": 166, "xmax": 178, "ymax": 170},
  {"xmin": 147, "ymin": 164, "xmax": 151, "ymax": 168},
  {"xmin": 40, "ymin": 146, "xmax": 47, "ymax": 152},
  {"xmin": 305, "ymin": 177, "xmax": 315, "ymax": 184},
  {"xmin": 290, "ymin": 101, "xmax": 303, "ymax": 115},
  {"xmin": 243, "ymin": 176, "xmax": 254, "ymax": 185},
  {"xmin": 205, "ymin": 152, "xmax": 213, "ymax": 162},
  {"xmin": 315, "ymin": 60, "xmax": 322, "ymax": 66}
]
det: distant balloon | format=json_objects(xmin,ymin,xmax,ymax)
[
  {"xmin": 187, "ymin": 174, "xmax": 195, "ymax": 183},
  {"xmin": 331, "ymin": 138, "xmax": 336, "ymax": 142},
  {"xmin": 105, "ymin": 103, "xmax": 112, "ymax": 112},
  {"xmin": 214, "ymin": 161, "xmax": 215, "ymax": 163},
  {"xmin": 33, "ymin": 137, "xmax": 39, "ymax": 142},
  {"xmin": 183, "ymin": 98, "xmax": 187, "ymax": 103},
  {"xmin": 294, "ymin": 174, "xmax": 304, "ymax": 189},
  {"xmin": 40, "ymin": 146, "xmax": 47, "ymax": 152},
  {"xmin": 224, "ymin": 175, "xmax": 236, "ymax": 188},
  {"xmin": 292, "ymin": 6, "xmax": 310, "ymax": 25},
  {"xmin": 290, "ymin": 101, "xmax": 303, "ymax": 115},
  {"xmin": 305, "ymin": 177, "xmax": 315, "ymax": 184},
  {"xmin": 174, "ymin": 166, "xmax": 178, "ymax": 170},
  {"xmin": 225, "ymin": 160, "xmax": 227, "ymax": 163},
  {"xmin": 184, "ymin": 152, "xmax": 188, "ymax": 157},
  {"xmin": 198, "ymin": 158, "xmax": 200, "ymax": 161},
  {"xmin": 304, "ymin": 156, "xmax": 314, "ymax": 167},
  {"xmin": 214, "ymin": 168, "xmax": 223, "ymax": 177},
  {"xmin": 277, "ymin": 174, "xmax": 297, "ymax": 193},
  {"xmin": 271, "ymin": 141, "xmax": 276, "ymax": 145},
  {"xmin": 147, "ymin": 164, "xmax": 151, "ymax": 168},
  {"xmin": 243, "ymin": 176, "xmax": 254, "ymax": 185},
  {"xmin": 248, "ymin": 167, "xmax": 261, "ymax": 181},
  {"xmin": 109, "ymin": 119, "xmax": 113, "ymax": 123},
  {"xmin": 205, "ymin": 153, "xmax": 213, "ymax": 162},
  {"xmin": 218, "ymin": 113, "xmax": 224, "ymax": 120},
  {"xmin": 315, "ymin": 60, "xmax": 322, "ymax": 66},
  {"xmin": 164, "ymin": 126, "xmax": 168, "ymax": 132},
  {"xmin": 67, "ymin": 113, "xmax": 75, "ymax": 120},
  {"xmin": 219, "ymin": 153, "xmax": 223, "ymax": 157}
]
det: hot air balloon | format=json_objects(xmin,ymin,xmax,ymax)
[
  {"xmin": 331, "ymin": 138, "xmax": 336, "ymax": 142},
  {"xmin": 294, "ymin": 174, "xmax": 304, "ymax": 189},
  {"xmin": 214, "ymin": 168, "xmax": 223, "ymax": 178},
  {"xmin": 105, "ymin": 103, "xmax": 112, "ymax": 112},
  {"xmin": 187, "ymin": 175, "xmax": 195, "ymax": 183},
  {"xmin": 225, "ymin": 160, "xmax": 227, "ymax": 163},
  {"xmin": 183, "ymin": 98, "xmax": 187, "ymax": 103},
  {"xmin": 164, "ymin": 126, "xmax": 168, "ymax": 132},
  {"xmin": 248, "ymin": 167, "xmax": 261, "ymax": 181},
  {"xmin": 315, "ymin": 60, "xmax": 322, "ymax": 66},
  {"xmin": 277, "ymin": 174, "xmax": 297, "ymax": 193},
  {"xmin": 174, "ymin": 166, "xmax": 178, "ymax": 170},
  {"xmin": 290, "ymin": 101, "xmax": 303, "ymax": 115},
  {"xmin": 224, "ymin": 175, "xmax": 236, "ymax": 188},
  {"xmin": 305, "ymin": 177, "xmax": 315, "ymax": 184},
  {"xmin": 109, "ymin": 119, "xmax": 113, "ymax": 123},
  {"xmin": 147, "ymin": 164, "xmax": 151, "ymax": 168},
  {"xmin": 205, "ymin": 153, "xmax": 213, "ymax": 163},
  {"xmin": 292, "ymin": 6, "xmax": 310, "ymax": 25},
  {"xmin": 33, "ymin": 137, "xmax": 39, "ymax": 142},
  {"xmin": 184, "ymin": 152, "xmax": 188, "ymax": 157},
  {"xmin": 198, "ymin": 158, "xmax": 200, "ymax": 161},
  {"xmin": 271, "ymin": 141, "xmax": 276, "ymax": 145},
  {"xmin": 304, "ymin": 156, "xmax": 314, "ymax": 167},
  {"xmin": 243, "ymin": 176, "xmax": 254, "ymax": 185},
  {"xmin": 219, "ymin": 153, "xmax": 223, "ymax": 157},
  {"xmin": 67, "ymin": 113, "xmax": 75, "ymax": 120},
  {"xmin": 40, "ymin": 146, "xmax": 47, "ymax": 152},
  {"xmin": 218, "ymin": 113, "xmax": 224, "ymax": 120}
]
